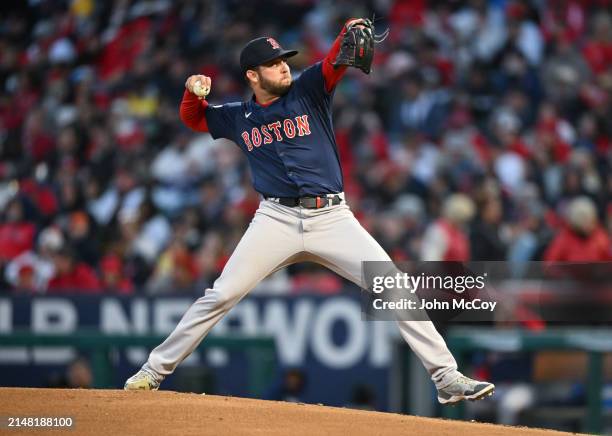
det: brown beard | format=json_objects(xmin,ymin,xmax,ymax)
[{"xmin": 258, "ymin": 73, "xmax": 292, "ymax": 96}]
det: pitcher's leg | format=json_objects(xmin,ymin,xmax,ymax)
[
  {"xmin": 144, "ymin": 203, "xmax": 302, "ymax": 378},
  {"xmin": 304, "ymin": 206, "xmax": 459, "ymax": 388}
]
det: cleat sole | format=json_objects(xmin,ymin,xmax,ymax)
[{"xmin": 440, "ymin": 384, "xmax": 495, "ymax": 405}]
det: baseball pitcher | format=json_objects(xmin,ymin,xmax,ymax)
[{"xmin": 125, "ymin": 18, "xmax": 494, "ymax": 405}]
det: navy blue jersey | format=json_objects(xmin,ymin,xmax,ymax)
[{"xmin": 204, "ymin": 62, "xmax": 342, "ymax": 197}]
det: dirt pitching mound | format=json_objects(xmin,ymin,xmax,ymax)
[{"xmin": 0, "ymin": 388, "xmax": 584, "ymax": 436}]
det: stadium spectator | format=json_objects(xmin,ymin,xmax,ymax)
[
  {"xmin": 581, "ymin": 10, "xmax": 612, "ymax": 77},
  {"xmin": 99, "ymin": 254, "xmax": 134, "ymax": 294},
  {"xmin": 470, "ymin": 197, "xmax": 507, "ymax": 261},
  {"xmin": 3, "ymin": 228, "xmax": 60, "ymax": 293},
  {"xmin": 47, "ymin": 246, "xmax": 102, "ymax": 293},
  {"xmin": 147, "ymin": 240, "xmax": 199, "ymax": 293},
  {"xmin": 265, "ymin": 368, "xmax": 308, "ymax": 403},
  {"xmin": 508, "ymin": 200, "xmax": 552, "ymax": 266},
  {"xmin": 421, "ymin": 194, "xmax": 475, "ymax": 261},
  {"xmin": 0, "ymin": 198, "xmax": 36, "ymax": 263},
  {"xmin": 47, "ymin": 356, "xmax": 94, "ymax": 389},
  {"xmin": 544, "ymin": 196, "xmax": 612, "ymax": 261},
  {"xmin": 66, "ymin": 210, "xmax": 100, "ymax": 266}
]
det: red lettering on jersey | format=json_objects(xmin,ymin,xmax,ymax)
[
  {"xmin": 268, "ymin": 121, "xmax": 283, "ymax": 141},
  {"xmin": 241, "ymin": 131, "xmax": 253, "ymax": 151},
  {"xmin": 261, "ymin": 125, "xmax": 273, "ymax": 144},
  {"xmin": 295, "ymin": 115, "xmax": 311, "ymax": 136},
  {"xmin": 267, "ymin": 38, "xmax": 281, "ymax": 49},
  {"xmin": 251, "ymin": 127, "xmax": 262, "ymax": 147},
  {"xmin": 283, "ymin": 119, "xmax": 296, "ymax": 139}
]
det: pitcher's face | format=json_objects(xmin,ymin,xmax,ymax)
[{"xmin": 255, "ymin": 57, "xmax": 292, "ymax": 96}]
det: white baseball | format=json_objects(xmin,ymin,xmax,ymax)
[{"xmin": 193, "ymin": 80, "xmax": 209, "ymax": 98}]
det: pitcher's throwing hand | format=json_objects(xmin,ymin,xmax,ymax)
[{"xmin": 185, "ymin": 74, "xmax": 211, "ymax": 98}]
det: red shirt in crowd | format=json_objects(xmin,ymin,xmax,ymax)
[
  {"xmin": 543, "ymin": 226, "xmax": 612, "ymax": 262},
  {"xmin": 0, "ymin": 222, "xmax": 36, "ymax": 261},
  {"xmin": 48, "ymin": 263, "xmax": 102, "ymax": 293},
  {"xmin": 438, "ymin": 219, "xmax": 471, "ymax": 261},
  {"xmin": 582, "ymin": 40, "xmax": 612, "ymax": 76},
  {"xmin": 99, "ymin": 255, "xmax": 134, "ymax": 295}
]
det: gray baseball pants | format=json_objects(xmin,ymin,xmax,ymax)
[{"xmin": 144, "ymin": 197, "xmax": 460, "ymax": 388}]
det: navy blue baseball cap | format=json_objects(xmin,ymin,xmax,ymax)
[{"xmin": 240, "ymin": 37, "xmax": 298, "ymax": 73}]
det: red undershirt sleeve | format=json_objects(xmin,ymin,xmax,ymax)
[
  {"xmin": 322, "ymin": 22, "xmax": 351, "ymax": 93},
  {"xmin": 179, "ymin": 89, "xmax": 210, "ymax": 132}
]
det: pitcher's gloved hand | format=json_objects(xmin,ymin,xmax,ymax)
[{"xmin": 333, "ymin": 18, "xmax": 388, "ymax": 74}]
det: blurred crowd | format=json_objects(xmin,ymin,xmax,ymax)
[{"xmin": 0, "ymin": 0, "xmax": 611, "ymax": 295}]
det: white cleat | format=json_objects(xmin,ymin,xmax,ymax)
[
  {"xmin": 124, "ymin": 369, "xmax": 161, "ymax": 391},
  {"xmin": 437, "ymin": 375, "xmax": 495, "ymax": 405}
]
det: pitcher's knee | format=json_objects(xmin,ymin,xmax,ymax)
[{"xmin": 201, "ymin": 285, "xmax": 241, "ymax": 309}]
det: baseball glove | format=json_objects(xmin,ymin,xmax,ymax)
[{"xmin": 333, "ymin": 18, "xmax": 388, "ymax": 74}]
